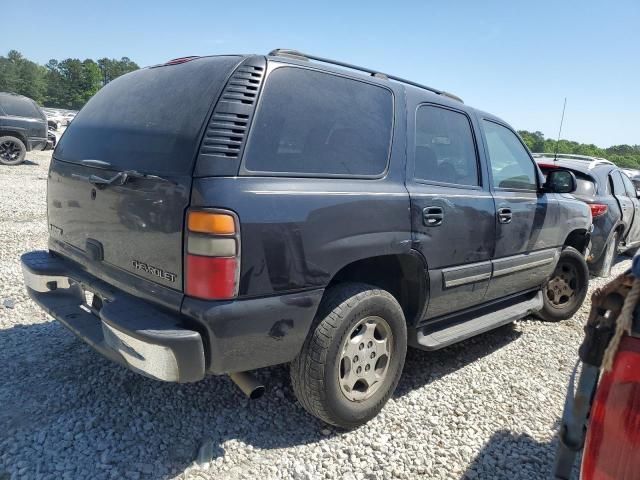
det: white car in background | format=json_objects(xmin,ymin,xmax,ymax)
[
  {"xmin": 42, "ymin": 109, "xmax": 65, "ymax": 130},
  {"xmin": 63, "ymin": 111, "xmax": 77, "ymax": 125}
]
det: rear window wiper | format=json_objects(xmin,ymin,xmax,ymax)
[{"xmin": 72, "ymin": 169, "xmax": 175, "ymax": 187}]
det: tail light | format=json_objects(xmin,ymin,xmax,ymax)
[
  {"xmin": 589, "ymin": 204, "xmax": 608, "ymax": 218},
  {"xmin": 581, "ymin": 336, "xmax": 640, "ymax": 479},
  {"xmin": 185, "ymin": 210, "xmax": 239, "ymax": 300}
]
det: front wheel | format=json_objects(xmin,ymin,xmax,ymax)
[
  {"xmin": 537, "ymin": 246, "xmax": 589, "ymax": 322},
  {"xmin": 290, "ymin": 283, "xmax": 407, "ymax": 429}
]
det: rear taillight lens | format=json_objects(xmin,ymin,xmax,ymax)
[
  {"xmin": 589, "ymin": 204, "xmax": 608, "ymax": 218},
  {"xmin": 581, "ymin": 336, "xmax": 640, "ymax": 480},
  {"xmin": 185, "ymin": 210, "xmax": 239, "ymax": 300}
]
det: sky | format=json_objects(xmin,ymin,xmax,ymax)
[{"xmin": 4, "ymin": 0, "xmax": 639, "ymax": 147}]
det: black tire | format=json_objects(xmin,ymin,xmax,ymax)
[
  {"xmin": 593, "ymin": 232, "xmax": 618, "ymax": 278},
  {"xmin": 538, "ymin": 246, "xmax": 589, "ymax": 322},
  {"xmin": 0, "ymin": 135, "xmax": 27, "ymax": 166},
  {"xmin": 290, "ymin": 283, "xmax": 407, "ymax": 429}
]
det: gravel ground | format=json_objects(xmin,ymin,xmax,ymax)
[{"xmin": 0, "ymin": 150, "xmax": 631, "ymax": 480}]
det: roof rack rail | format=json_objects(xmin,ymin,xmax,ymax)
[
  {"xmin": 268, "ymin": 49, "xmax": 463, "ymax": 103},
  {"xmin": 532, "ymin": 153, "xmax": 614, "ymax": 164}
]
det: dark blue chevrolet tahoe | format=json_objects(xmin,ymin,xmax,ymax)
[{"xmin": 21, "ymin": 50, "xmax": 592, "ymax": 428}]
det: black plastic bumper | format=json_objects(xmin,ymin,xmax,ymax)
[
  {"xmin": 21, "ymin": 251, "xmax": 205, "ymax": 383},
  {"xmin": 21, "ymin": 250, "xmax": 325, "ymax": 379}
]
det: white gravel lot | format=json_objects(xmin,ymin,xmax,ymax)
[{"xmin": 0, "ymin": 150, "xmax": 630, "ymax": 480}]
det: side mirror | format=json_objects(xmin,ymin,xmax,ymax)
[{"xmin": 544, "ymin": 169, "xmax": 577, "ymax": 194}]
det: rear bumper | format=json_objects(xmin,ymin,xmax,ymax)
[
  {"xmin": 21, "ymin": 250, "xmax": 325, "ymax": 379},
  {"xmin": 21, "ymin": 251, "xmax": 205, "ymax": 383},
  {"xmin": 27, "ymin": 136, "xmax": 47, "ymax": 152}
]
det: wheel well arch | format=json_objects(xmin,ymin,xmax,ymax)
[
  {"xmin": 326, "ymin": 252, "xmax": 428, "ymax": 326},
  {"xmin": 563, "ymin": 228, "xmax": 590, "ymax": 254},
  {"xmin": 0, "ymin": 130, "xmax": 28, "ymax": 144}
]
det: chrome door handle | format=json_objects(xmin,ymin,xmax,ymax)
[
  {"xmin": 498, "ymin": 207, "xmax": 512, "ymax": 224},
  {"xmin": 423, "ymin": 206, "xmax": 444, "ymax": 227}
]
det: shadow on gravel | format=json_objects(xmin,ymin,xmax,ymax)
[
  {"xmin": 18, "ymin": 159, "xmax": 39, "ymax": 166},
  {"xmin": 395, "ymin": 323, "xmax": 522, "ymax": 398},
  {"xmin": 0, "ymin": 319, "xmax": 522, "ymax": 479},
  {"xmin": 461, "ymin": 426, "xmax": 580, "ymax": 480}
]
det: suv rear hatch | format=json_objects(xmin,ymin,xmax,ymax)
[{"xmin": 48, "ymin": 55, "xmax": 243, "ymax": 308}]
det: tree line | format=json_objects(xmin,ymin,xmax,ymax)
[
  {"xmin": 518, "ymin": 130, "xmax": 640, "ymax": 169},
  {"xmin": 0, "ymin": 50, "xmax": 139, "ymax": 110}
]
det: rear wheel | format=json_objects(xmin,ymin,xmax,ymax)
[
  {"xmin": 538, "ymin": 247, "xmax": 589, "ymax": 322},
  {"xmin": 594, "ymin": 232, "xmax": 618, "ymax": 278},
  {"xmin": 290, "ymin": 283, "xmax": 407, "ymax": 429},
  {"xmin": 0, "ymin": 136, "xmax": 27, "ymax": 165}
]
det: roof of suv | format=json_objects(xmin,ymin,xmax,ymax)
[
  {"xmin": 152, "ymin": 51, "xmax": 512, "ymax": 129},
  {"xmin": 262, "ymin": 49, "xmax": 513, "ymax": 128}
]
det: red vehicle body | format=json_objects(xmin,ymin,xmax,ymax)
[{"xmin": 581, "ymin": 334, "xmax": 640, "ymax": 479}]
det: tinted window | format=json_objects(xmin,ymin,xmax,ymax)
[
  {"xmin": 55, "ymin": 56, "xmax": 241, "ymax": 175},
  {"xmin": 483, "ymin": 120, "xmax": 537, "ymax": 190},
  {"xmin": 0, "ymin": 95, "xmax": 42, "ymax": 118},
  {"xmin": 244, "ymin": 67, "xmax": 393, "ymax": 176},
  {"xmin": 610, "ymin": 171, "xmax": 626, "ymax": 195},
  {"xmin": 540, "ymin": 167, "xmax": 597, "ymax": 197},
  {"xmin": 620, "ymin": 172, "xmax": 638, "ymax": 197},
  {"xmin": 414, "ymin": 105, "xmax": 478, "ymax": 186}
]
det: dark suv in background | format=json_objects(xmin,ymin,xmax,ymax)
[
  {"xmin": 22, "ymin": 50, "xmax": 592, "ymax": 428},
  {"xmin": 535, "ymin": 154, "xmax": 640, "ymax": 277},
  {"xmin": 0, "ymin": 92, "xmax": 48, "ymax": 165}
]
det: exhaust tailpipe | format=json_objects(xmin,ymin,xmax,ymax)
[{"xmin": 229, "ymin": 371, "xmax": 265, "ymax": 399}]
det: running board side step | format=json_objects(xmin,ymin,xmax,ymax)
[{"xmin": 410, "ymin": 291, "xmax": 543, "ymax": 351}]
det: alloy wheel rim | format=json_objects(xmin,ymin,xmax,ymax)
[
  {"xmin": 338, "ymin": 315, "xmax": 392, "ymax": 402},
  {"xmin": 0, "ymin": 140, "xmax": 21, "ymax": 162},
  {"xmin": 546, "ymin": 261, "xmax": 578, "ymax": 308}
]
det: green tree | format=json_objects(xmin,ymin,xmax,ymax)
[
  {"xmin": 518, "ymin": 130, "xmax": 545, "ymax": 152},
  {"xmin": 519, "ymin": 130, "xmax": 640, "ymax": 169},
  {"xmin": 97, "ymin": 56, "xmax": 139, "ymax": 85},
  {"xmin": 1, "ymin": 50, "xmax": 140, "ymax": 109},
  {"xmin": 0, "ymin": 50, "xmax": 46, "ymax": 103}
]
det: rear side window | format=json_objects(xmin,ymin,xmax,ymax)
[
  {"xmin": 0, "ymin": 95, "xmax": 42, "ymax": 118},
  {"xmin": 414, "ymin": 105, "xmax": 479, "ymax": 186},
  {"xmin": 575, "ymin": 177, "xmax": 597, "ymax": 196},
  {"xmin": 483, "ymin": 120, "xmax": 537, "ymax": 190},
  {"xmin": 243, "ymin": 67, "xmax": 393, "ymax": 177},
  {"xmin": 610, "ymin": 171, "xmax": 626, "ymax": 195},
  {"xmin": 55, "ymin": 56, "xmax": 241, "ymax": 176}
]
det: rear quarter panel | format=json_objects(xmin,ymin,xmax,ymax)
[{"xmin": 190, "ymin": 176, "xmax": 412, "ymax": 297}]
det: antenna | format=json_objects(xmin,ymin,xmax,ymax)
[{"xmin": 554, "ymin": 97, "xmax": 567, "ymax": 162}]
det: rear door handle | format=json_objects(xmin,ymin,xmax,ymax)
[
  {"xmin": 497, "ymin": 207, "xmax": 512, "ymax": 224},
  {"xmin": 423, "ymin": 206, "xmax": 444, "ymax": 227}
]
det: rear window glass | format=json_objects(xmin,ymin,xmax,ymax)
[
  {"xmin": 55, "ymin": 56, "xmax": 241, "ymax": 176},
  {"xmin": 610, "ymin": 171, "xmax": 626, "ymax": 195},
  {"xmin": 0, "ymin": 95, "xmax": 42, "ymax": 118},
  {"xmin": 243, "ymin": 67, "xmax": 393, "ymax": 176}
]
